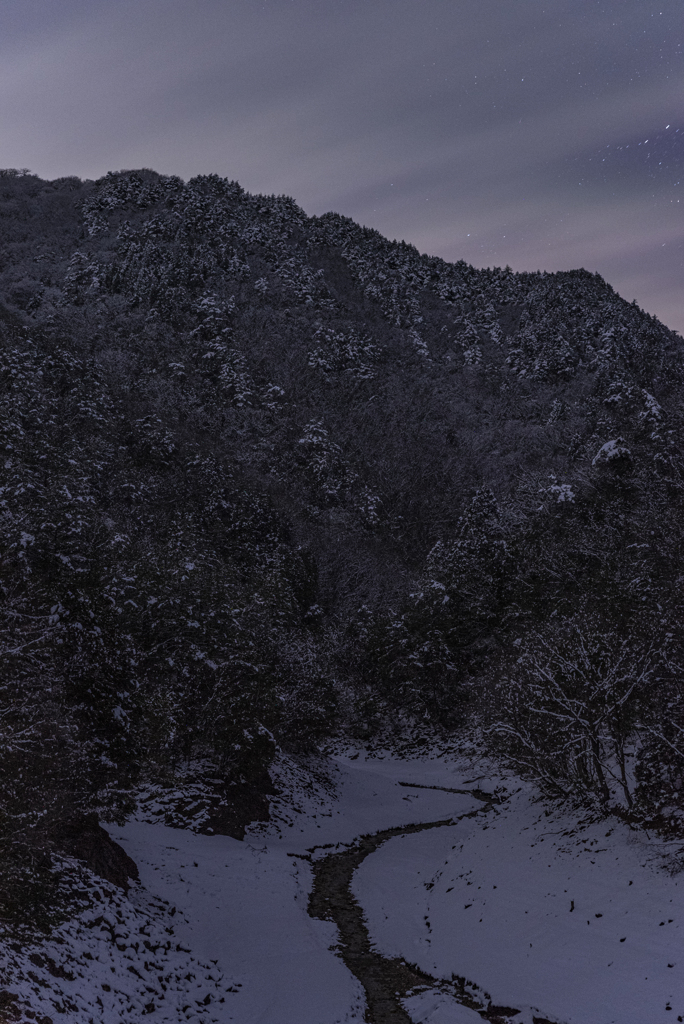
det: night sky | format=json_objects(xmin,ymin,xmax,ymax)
[{"xmin": 2, "ymin": 1, "xmax": 682, "ymax": 331}]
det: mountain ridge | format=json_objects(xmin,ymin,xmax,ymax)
[{"xmin": 1, "ymin": 166, "xmax": 683, "ymax": 930}]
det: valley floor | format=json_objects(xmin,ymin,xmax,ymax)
[{"xmin": 4, "ymin": 750, "xmax": 684, "ymax": 1023}]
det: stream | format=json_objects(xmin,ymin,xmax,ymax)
[{"xmin": 306, "ymin": 787, "xmax": 558, "ymax": 1024}]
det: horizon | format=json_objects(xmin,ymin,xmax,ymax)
[{"xmin": 0, "ymin": 1, "xmax": 681, "ymax": 334}]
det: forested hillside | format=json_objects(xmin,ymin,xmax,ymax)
[{"xmin": 2, "ymin": 167, "xmax": 684, "ymax": 928}]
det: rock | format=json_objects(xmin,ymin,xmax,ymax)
[{"xmin": 49, "ymin": 815, "xmax": 138, "ymax": 890}]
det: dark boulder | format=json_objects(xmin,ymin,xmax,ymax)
[{"xmin": 50, "ymin": 815, "xmax": 138, "ymax": 890}]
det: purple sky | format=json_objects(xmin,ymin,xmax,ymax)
[{"xmin": 1, "ymin": 0, "xmax": 682, "ymax": 331}]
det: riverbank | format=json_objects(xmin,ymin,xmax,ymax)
[{"xmin": 4, "ymin": 749, "xmax": 684, "ymax": 1022}]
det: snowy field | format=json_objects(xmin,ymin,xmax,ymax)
[
  {"xmin": 352, "ymin": 767, "xmax": 684, "ymax": 1023},
  {"xmin": 4, "ymin": 750, "xmax": 684, "ymax": 1022}
]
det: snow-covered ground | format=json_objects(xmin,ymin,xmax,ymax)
[
  {"xmin": 109, "ymin": 753, "xmax": 478, "ymax": 1024},
  {"xmin": 4, "ymin": 749, "xmax": 684, "ymax": 1023},
  {"xmin": 353, "ymin": 772, "xmax": 684, "ymax": 1024}
]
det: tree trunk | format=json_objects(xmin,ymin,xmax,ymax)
[{"xmin": 589, "ymin": 731, "xmax": 610, "ymax": 805}]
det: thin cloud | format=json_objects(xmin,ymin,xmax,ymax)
[{"xmin": 0, "ymin": 0, "xmax": 681, "ymax": 330}]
